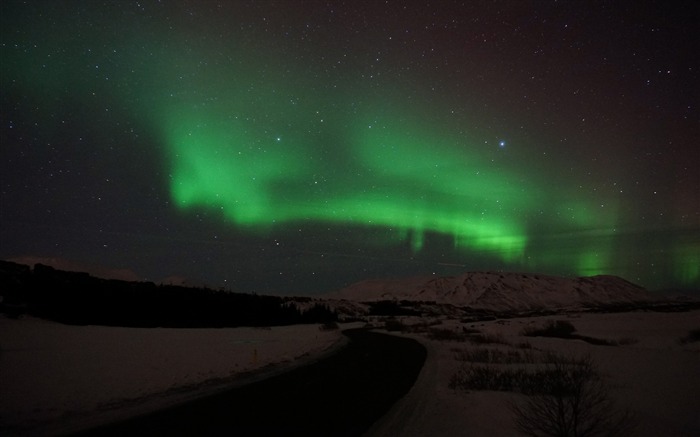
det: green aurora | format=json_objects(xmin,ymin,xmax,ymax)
[{"xmin": 151, "ymin": 45, "xmax": 623, "ymax": 278}]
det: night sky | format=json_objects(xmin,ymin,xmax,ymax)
[{"xmin": 1, "ymin": 1, "xmax": 698, "ymax": 294}]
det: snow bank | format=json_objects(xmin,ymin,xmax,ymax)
[{"xmin": 0, "ymin": 316, "xmax": 342, "ymax": 436}]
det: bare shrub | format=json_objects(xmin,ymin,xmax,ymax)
[
  {"xmin": 468, "ymin": 332, "xmax": 510, "ymax": 345},
  {"xmin": 401, "ymin": 319, "xmax": 443, "ymax": 334},
  {"xmin": 450, "ymin": 362, "xmax": 573, "ymax": 393},
  {"xmin": 453, "ymin": 347, "xmax": 492, "ymax": 362},
  {"xmin": 450, "ymin": 364, "xmax": 524, "ymax": 391},
  {"xmin": 452, "ymin": 347, "xmax": 538, "ymax": 364},
  {"xmin": 428, "ymin": 327, "xmax": 466, "ymax": 341},
  {"xmin": 383, "ymin": 318, "xmax": 405, "ymax": 332},
  {"xmin": 319, "ymin": 321, "xmax": 339, "ymax": 331},
  {"xmin": 516, "ymin": 341, "xmax": 533, "ymax": 349},
  {"xmin": 450, "ymin": 362, "xmax": 576, "ymax": 393},
  {"xmin": 523, "ymin": 320, "xmax": 576, "ymax": 338},
  {"xmin": 450, "ymin": 352, "xmax": 634, "ymax": 435},
  {"xmin": 523, "ymin": 321, "xmax": 623, "ymax": 346},
  {"xmin": 509, "ymin": 354, "xmax": 635, "ymax": 437},
  {"xmin": 461, "ymin": 326, "xmax": 481, "ymax": 334}
]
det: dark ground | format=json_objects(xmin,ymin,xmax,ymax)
[{"xmin": 70, "ymin": 329, "xmax": 427, "ymax": 437}]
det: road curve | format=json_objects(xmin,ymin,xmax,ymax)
[{"xmin": 70, "ymin": 328, "xmax": 427, "ymax": 437}]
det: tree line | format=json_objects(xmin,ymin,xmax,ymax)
[{"xmin": 0, "ymin": 260, "xmax": 336, "ymax": 328}]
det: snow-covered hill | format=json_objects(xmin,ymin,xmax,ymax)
[{"xmin": 331, "ymin": 272, "xmax": 651, "ymax": 312}]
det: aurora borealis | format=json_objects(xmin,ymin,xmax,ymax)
[{"xmin": 1, "ymin": 1, "xmax": 698, "ymax": 292}]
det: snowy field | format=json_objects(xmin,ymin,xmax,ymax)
[
  {"xmin": 0, "ymin": 316, "xmax": 343, "ymax": 436},
  {"xmin": 2, "ymin": 310, "xmax": 698, "ymax": 437},
  {"xmin": 367, "ymin": 310, "xmax": 700, "ymax": 437}
]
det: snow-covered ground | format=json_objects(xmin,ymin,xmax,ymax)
[
  {"xmin": 0, "ymin": 316, "xmax": 343, "ymax": 436},
  {"xmin": 366, "ymin": 310, "xmax": 700, "ymax": 437},
  {"xmin": 2, "ymin": 310, "xmax": 698, "ymax": 437}
]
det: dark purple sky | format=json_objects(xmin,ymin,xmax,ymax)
[{"xmin": 1, "ymin": 1, "xmax": 698, "ymax": 293}]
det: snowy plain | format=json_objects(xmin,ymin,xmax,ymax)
[
  {"xmin": 2, "ymin": 308, "xmax": 698, "ymax": 437},
  {"xmin": 0, "ymin": 317, "xmax": 343, "ymax": 436},
  {"xmin": 366, "ymin": 309, "xmax": 700, "ymax": 437}
]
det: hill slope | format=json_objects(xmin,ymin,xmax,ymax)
[{"xmin": 332, "ymin": 272, "xmax": 651, "ymax": 312}]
